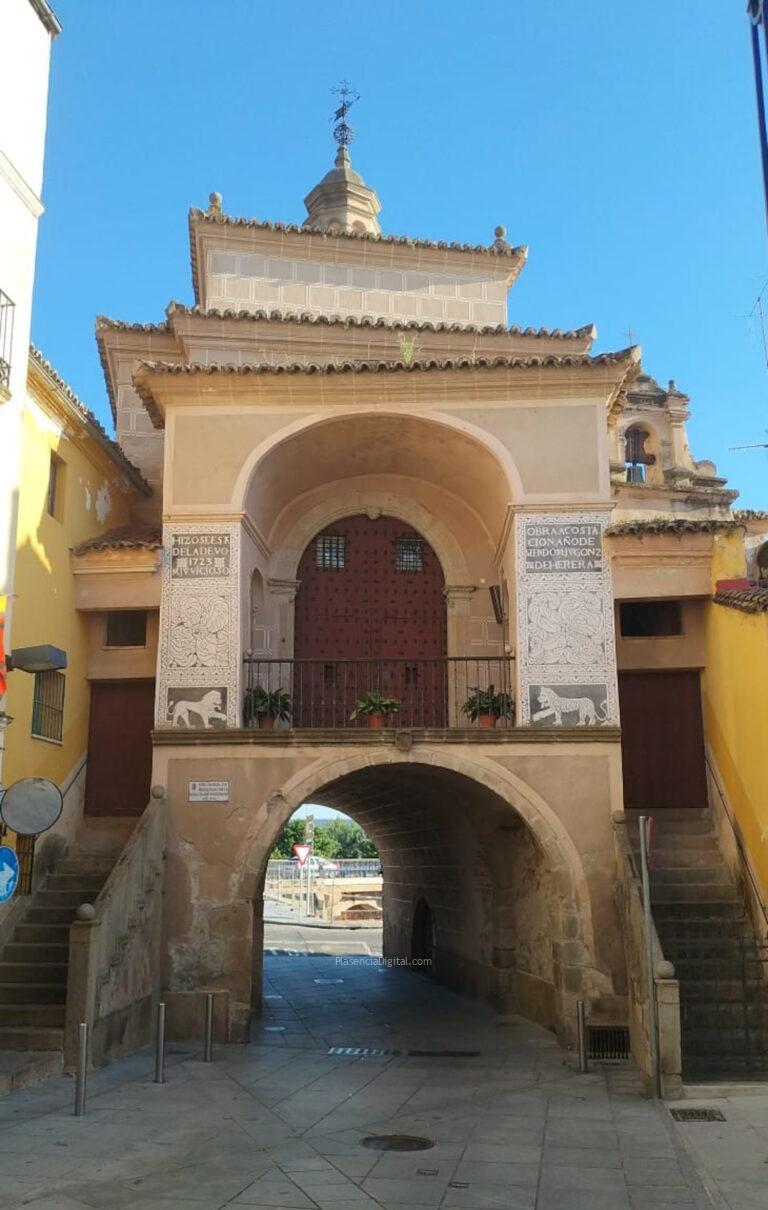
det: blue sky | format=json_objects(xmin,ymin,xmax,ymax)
[{"xmin": 33, "ymin": 1, "xmax": 768, "ymax": 504}]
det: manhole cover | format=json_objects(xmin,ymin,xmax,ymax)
[
  {"xmin": 362, "ymin": 1134, "xmax": 434, "ymax": 1152},
  {"xmin": 670, "ymin": 1107, "xmax": 726, "ymax": 1123},
  {"xmin": 328, "ymin": 1046, "xmax": 399, "ymax": 1057}
]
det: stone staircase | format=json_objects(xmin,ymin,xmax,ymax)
[
  {"xmin": 0, "ymin": 820, "xmax": 135, "ymax": 1080},
  {"xmin": 629, "ymin": 809, "xmax": 768, "ymax": 1080}
]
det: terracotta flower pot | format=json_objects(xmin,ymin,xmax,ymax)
[
  {"xmin": 478, "ymin": 714, "xmax": 497, "ymax": 729},
  {"xmin": 367, "ymin": 714, "xmax": 385, "ymax": 730},
  {"xmin": 259, "ymin": 716, "xmax": 275, "ymax": 730}
]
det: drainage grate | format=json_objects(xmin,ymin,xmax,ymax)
[
  {"xmin": 408, "ymin": 1050, "xmax": 480, "ymax": 1058},
  {"xmin": 314, "ymin": 978, "xmax": 345, "ymax": 984},
  {"xmin": 328, "ymin": 1046, "xmax": 400, "ymax": 1057},
  {"xmin": 362, "ymin": 1135, "xmax": 434, "ymax": 1152},
  {"xmin": 588, "ymin": 1025, "xmax": 631, "ymax": 1062},
  {"xmin": 670, "ymin": 1107, "xmax": 726, "ymax": 1123}
]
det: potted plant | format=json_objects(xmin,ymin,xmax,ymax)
[
  {"xmin": 245, "ymin": 686, "xmax": 292, "ymax": 730},
  {"xmin": 350, "ymin": 691, "xmax": 401, "ymax": 730},
  {"xmin": 462, "ymin": 685, "xmax": 513, "ymax": 729}
]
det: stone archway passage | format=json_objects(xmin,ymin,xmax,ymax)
[
  {"xmin": 293, "ymin": 515, "xmax": 447, "ymax": 726},
  {"xmin": 246, "ymin": 758, "xmax": 598, "ymax": 1040}
]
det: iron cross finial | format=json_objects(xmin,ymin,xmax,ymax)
[{"xmin": 331, "ymin": 81, "xmax": 360, "ymax": 149}]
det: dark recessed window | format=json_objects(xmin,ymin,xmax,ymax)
[
  {"xmin": 46, "ymin": 453, "xmax": 64, "ymax": 518},
  {"xmin": 316, "ymin": 534, "xmax": 345, "ymax": 569},
  {"xmin": 395, "ymin": 537, "xmax": 423, "ymax": 572},
  {"xmin": 105, "ymin": 611, "xmax": 147, "ymax": 647},
  {"xmin": 620, "ymin": 600, "xmax": 683, "ymax": 637},
  {"xmin": 31, "ymin": 670, "xmax": 65, "ymax": 742}
]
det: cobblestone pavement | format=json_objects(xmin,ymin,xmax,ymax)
[{"xmin": 0, "ymin": 948, "xmax": 722, "ymax": 1210}]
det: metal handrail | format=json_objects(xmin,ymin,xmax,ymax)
[{"xmin": 706, "ymin": 752, "xmax": 768, "ymax": 932}]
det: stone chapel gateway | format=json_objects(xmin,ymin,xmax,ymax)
[{"xmin": 33, "ymin": 127, "xmax": 766, "ymax": 1086}]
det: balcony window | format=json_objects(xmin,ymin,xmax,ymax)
[
  {"xmin": 0, "ymin": 290, "xmax": 14, "ymax": 391},
  {"xmin": 31, "ymin": 670, "xmax": 65, "ymax": 742}
]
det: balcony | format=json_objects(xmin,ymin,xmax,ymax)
[{"xmin": 243, "ymin": 657, "xmax": 514, "ymax": 732}]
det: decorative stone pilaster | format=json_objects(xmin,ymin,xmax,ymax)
[
  {"xmin": 156, "ymin": 522, "xmax": 242, "ymax": 729},
  {"xmin": 515, "ymin": 511, "xmax": 619, "ymax": 727}
]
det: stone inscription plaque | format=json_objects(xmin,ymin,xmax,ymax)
[
  {"xmin": 171, "ymin": 533, "xmax": 231, "ymax": 579},
  {"xmin": 524, "ymin": 522, "xmax": 603, "ymax": 574}
]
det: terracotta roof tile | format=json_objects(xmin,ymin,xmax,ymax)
[
  {"xmin": 161, "ymin": 302, "xmax": 595, "ymax": 341},
  {"xmin": 606, "ymin": 517, "xmax": 740, "ymax": 536},
  {"xmin": 29, "ymin": 346, "xmax": 152, "ymax": 495},
  {"xmin": 713, "ymin": 586, "xmax": 768, "ymax": 613},
  {"xmin": 72, "ymin": 523, "xmax": 162, "ymax": 556}
]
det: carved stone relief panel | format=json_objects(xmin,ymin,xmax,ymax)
[
  {"xmin": 157, "ymin": 524, "xmax": 241, "ymax": 728},
  {"xmin": 516, "ymin": 513, "xmax": 618, "ymax": 726}
]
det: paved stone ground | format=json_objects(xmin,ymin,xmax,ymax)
[
  {"xmin": 665, "ymin": 1091, "xmax": 768, "ymax": 1210},
  {"xmin": 0, "ymin": 943, "xmax": 719, "ymax": 1210}
]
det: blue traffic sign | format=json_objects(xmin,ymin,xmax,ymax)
[{"xmin": 0, "ymin": 847, "xmax": 19, "ymax": 903}]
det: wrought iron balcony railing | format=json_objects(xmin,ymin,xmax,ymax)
[
  {"xmin": 0, "ymin": 289, "xmax": 15, "ymax": 392},
  {"xmin": 243, "ymin": 657, "xmax": 514, "ymax": 731}
]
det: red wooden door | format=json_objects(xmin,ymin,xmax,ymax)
[
  {"xmin": 84, "ymin": 680, "xmax": 155, "ymax": 816},
  {"xmin": 294, "ymin": 516, "xmax": 447, "ymax": 725},
  {"xmin": 618, "ymin": 671, "xmax": 707, "ymax": 810}
]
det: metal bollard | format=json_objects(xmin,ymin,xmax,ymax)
[
  {"xmin": 203, "ymin": 992, "xmax": 214, "ymax": 1062},
  {"xmin": 576, "ymin": 999, "xmax": 588, "ymax": 1073},
  {"xmin": 154, "ymin": 1001, "xmax": 166, "ymax": 1084},
  {"xmin": 74, "ymin": 1022, "xmax": 88, "ymax": 1116}
]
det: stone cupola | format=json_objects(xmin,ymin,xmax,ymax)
[{"xmin": 303, "ymin": 145, "xmax": 382, "ymax": 235}]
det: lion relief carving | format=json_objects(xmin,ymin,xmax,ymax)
[
  {"xmin": 168, "ymin": 689, "xmax": 227, "ymax": 729},
  {"xmin": 533, "ymin": 686, "xmax": 608, "ymax": 726}
]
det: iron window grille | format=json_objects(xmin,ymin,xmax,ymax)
[
  {"xmin": 31, "ymin": 670, "xmax": 65, "ymax": 742},
  {"xmin": 395, "ymin": 537, "xmax": 423, "ymax": 572},
  {"xmin": 316, "ymin": 534, "xmax": 346, "ymax": 569},
  {"xmin": 0, "ymin": 290, "xmax": 14, "ymax": 391}
]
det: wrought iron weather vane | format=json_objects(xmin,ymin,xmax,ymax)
[{"xmin": 331, "ymin": 81, "xmax": 360, "ymax": 150}]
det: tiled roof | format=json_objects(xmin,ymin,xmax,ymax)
[
  {"xmin": 713, "ymin": 586, "xmax": 768, "ymax": 614},
  {"xmin": 188, "ymin": 209, "xmax": 528, "ymax": 307},
  {"xmin": 73, "ymin": 523, "xmax": 162, "ymax": 556},
  {"xmin": 29, "ymin": 346, "xmax": 152, "ymax": 495},
  {"xmin": 734, "ymin": 509, "xmax": 768, "ymax": 521},
  {"xmin": 606, "ymin": 517, "xmax": 740, "ymax": 536},
  {"xmin": 138, "ymin": 348, "xmax": 638, "ymax": 379},
  {"xmin": 188, "ymin": 207, "xmax": 528, "ymax": 259},
  {"xmin": 162, "ymin": 302, "xmax": 596, "ymax": 341},
  {"xmin": 133, "ymin": 348, "xmax": 640, "ymax": 429}
]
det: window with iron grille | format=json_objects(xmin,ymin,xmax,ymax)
[
  {"xmin": 105, "ymin": 610, "xmax": 147, "ymax": 647},
  {"xmin": 395, "ymin": 538, "xmax": 423, "ymax": 572},
  {"xmin": 31, "ymin": 670, "xmax": 65, "ymax": 742},
  {"xmin": 0, "ymin": 290, "xmax": 14, "ymax": 391},
  {"xmin": 316, "ymin": 534, "xmax": 345, "ymax": 569}
]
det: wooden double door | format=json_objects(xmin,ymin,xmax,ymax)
[
  {"xmin": 618, "ymin": 670, "xmax": 707, "ymax": 811},
  {"xmin": 294, "ymin": 516, "xmax": 447, "ymax": 726}
]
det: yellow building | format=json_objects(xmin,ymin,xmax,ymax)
[
  {"xmin": 2, "ymin": 347, "xmax": 149, "ymax": 857},
  {"xmin": 702, "ymin": 521, "xmax": 768, "ymax": 907}
]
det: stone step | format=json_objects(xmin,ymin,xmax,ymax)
[
  {"xmin": 626, "ymin": 808, "xmax": 712, "ymax": 822},
  {"xmin": 0, "ymin": 1049, "xmax": 63, "ymax": 1090},
  {"xmin": 651, "ymin": 884, "xmax": 739, "ymax": 904},
  {"xmin": 0, "ymin": 1004, "xmax": 65, "ymax": 1027},
  {"xmin": 13, "ymin": 924, "xmax": 70, "ymax": 945},
  {"xmin": 680, "ymin": 980, "xmax": 767, "ymax": 1002},
  {"xmin": 0, "ymin": 1027, "xmax": 64, "ymax": 1053},
  {"xmin": 53, "ymin": 861, "xmax": 113, "ymax": 878},
  {"xmin": 2, "ymin": 943, "xmax": 69, "ymax": 965},
  {"xmin": 632, "ymin": 836, "xmax": 721, "ymax": 854},
  {"xmin": 654, "ymin": 902, "xmax": 747, "ymax": 924},
  {"xmin": 0, "ymin": 983, "xmax": 66, "ymax": 1006},
  {"xmin": 682, "ymin": 1002, "xmax": 768, "ymax": 1029},
  {"xmin": 645, "ymin": 850, "xmax": 725, "ymax": 869},
  {"xmin": 35, "ymin": 889, "xmax": 98, "ymax": 908},
  {"xmin": 25, "ymin": 907, "xmax": 78, "ymax": 926},
  {"xmin": 651, "ymin": 867, "xmax": 733, "ymax": 886},
  {"xmin": 0, "ymin": 963, "xmax": 67, "ymax": 985},
  {"xmin": 682, "ymin": 1028, "xmax": 768, "ymax": 1055},
  {"xmin": 44, "ymin": 874, "xmax": 106, "ymax": 891}
]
